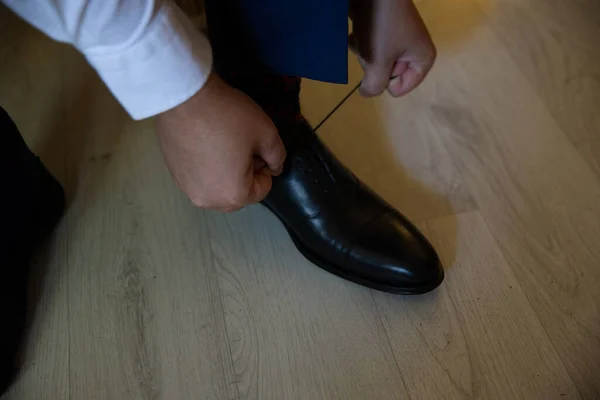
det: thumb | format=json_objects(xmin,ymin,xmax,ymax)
[
  {"xmin": 247, "ymin": 168, "xmax": 274, "ymax": 204},
  {"xmin": 360, "ymin": 62, "xmax": 394, "ymax": 97}
]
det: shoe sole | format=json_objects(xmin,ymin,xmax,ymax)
[{"xmin": 282, "ymin": 224, "xmax": 445, "ymax": 295}]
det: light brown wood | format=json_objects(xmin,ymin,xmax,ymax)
[
  {"xmin": 61, "ymin": 63, "xmax": 237, "ymax": 399},
  {"xmin": 3, "ymin": 226, "xmax": 71, "ymax": 400},
  {"xmin": 468, "ymin": 0, "xmax": 600, "ymax": 144},
  {"xmin": 375, "ymin": 212, "xmax": 579, "ymax": 399},
  {"xmin": 312, "ymin": 88, "xmax": 476, "ymax": 222},
  {"xmin": 1, "ymin": 7, "xmax": 236, "ymax": 398},
  {"xmin": 2, "ymin": 0, "xmax": 600, "ymax": 398},
  {"xmin": 577, "ymin": 141, "xmax": 600, "ymax": 183},
  {"xmin": 205, "ymin": 207, "xmax": 410, "ymax": 400},
  {"xmin": 414, "ymin": 4, "xmax": 600, "ymax": 397}
]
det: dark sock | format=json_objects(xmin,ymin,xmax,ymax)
[
  {"xmin": 204, "ymin": 0, "xmax": 305, "ymax": 126},
  {"xmin": 220, "ymin": 72, "xmax": 304, "ymax": 126}
]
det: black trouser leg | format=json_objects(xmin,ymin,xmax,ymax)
[{"xmin": 0, "ymin": 107, "xmax": 65, "ymax": 395}]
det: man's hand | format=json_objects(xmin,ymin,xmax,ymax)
[
  {"xmin": 350, "ymin": 0, "xmax": 436, "ymax": 97},
  {"xmin": 156, "ymin": 74, "xmax": 286, "ymax": 212}
]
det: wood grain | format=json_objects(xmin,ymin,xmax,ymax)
[
  {"xmin": 375, "ymin": 212, "xmax": 579, "ymax": 400},
  {"xmin": 576, "ymin": 141, "xmax": 600, "ymax": 184},
  {"xmin": 469, "ymin": 0, "xmax": 600, "ymax": 144},
  {"xmin": 0, "ymin": 9, "xmax": 237, "ymax": 396},
  {"xmin": 414, "ymin": 8, "xmax": 600, "ymax": 397},
  {"xmin": 3, "ymin": 226, "xmax": 71, "ymax": 400},
  {"xmin": 205, "ymin": 207, "xmax": 410, "ymax": 400},
  {"xmin": 314, "ymin": 83, "xmax": 476, "ymax": 222},
  {"xmin": 3, "ymin": 1, "xmax": 600, "ymax": 399},
  {"xmin": 62, "ymin": 62, "xmax": 236, "ymax": 399}
]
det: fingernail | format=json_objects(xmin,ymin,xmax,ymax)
[{"xmin": 388, "ymin": 76, "xmax": 403, "ymax": 97}]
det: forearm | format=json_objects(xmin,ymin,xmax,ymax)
[{"xmin": 3, "ymin": 0, "xmax": 213, "ymax": 120}]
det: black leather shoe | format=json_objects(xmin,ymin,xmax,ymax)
[
  {"xmin": 0, "ymin": 107, "xmax": 66, "ymax": 395},
  {"xmin": 263, "ymin": 119, "xmax": 444, "ymax": 294}
]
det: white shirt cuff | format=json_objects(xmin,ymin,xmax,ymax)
[{"xmin": 83, "ymin": 3, "xmax": 213, "ymax": 120}]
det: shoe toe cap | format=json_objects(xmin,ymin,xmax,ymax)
[{"xmin": 352, "ymin": 212, "xmax": 443, "ymax": 292}]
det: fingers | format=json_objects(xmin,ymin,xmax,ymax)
[
  {"xmin": 350, "ymin": 32, "xmax": 395, "ymax": 97},
  {"xmin": 390, "ymin": 60, "xmax": 410, "ymax": 81},
  {"xmin": 209, "ymin": 167, "xmax": 272, "ymax": 213},
  {"xmin": 253, "ymin": 156, "xmax": 267, "ymax": 172},
  {"xmin": 256, "ymin": 126, "xmax": 287, "ymax": 175},
  {"xmin": 360, "ymin": 54, "xmax": 435, "ymax": 98},
  {"xmin": 247, "ymin": 168, "xmax": 274, "ymax": 204},
  {"xmin": 388, "ymin": 63, "xmax": 423, "ymax": 97},
  {"xmin": 389, "ymin": 50, "xmax": 435, "ymax": 96},
  {"xmin": 203, "ymin": 147, "xmax": 279, "ymax": 213},
  {"xmin": 360, "ymin": 61, "xmax": 395, "ymax": 97}
]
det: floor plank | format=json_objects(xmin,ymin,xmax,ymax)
[
  {"xmin": 469, "ymin": 0, "xmax": 600, "ymax": 144},
  {"xmin": 3, "ymin": 226, "xmax": 71, "ymax": 400},
  {"xmin": 3, "ymin": 1, "xmax": 600, "ymax": 399},
  {"xmin": 576, "ymin": 141, "xmax": 600, "ymax": 184},
  {"xmin": 313, "ymin": 83, "xmax": 476, "ymax": 221},
  {"xmin": 413, "ymin": 7, "xmax": 600, "ymax": 397},
  {"xmin": 375, "ymin": 212, "xmax": 579, "ymax": 400},
  {"xmin": 0, "ymin": 6, "xmax": 68, "ymax": 181},
  {"xmin": 205, "ymin": 207, "xmax": 410, "ymax": 400},
  {"xmin": 62, "ymin": 62, "xmax": 236, "ymax": 399}
]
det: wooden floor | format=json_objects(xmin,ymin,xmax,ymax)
[{"xmin": 1, "ymin": 0, "xmax": 599, "ymax": 398}]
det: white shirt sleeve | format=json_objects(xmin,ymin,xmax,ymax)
[{"xmin": 3, "ymin": 0, "xmax": 213, "ymax": 120}]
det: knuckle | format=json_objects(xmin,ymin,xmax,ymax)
[
  {"xmin": 262, "ymin": 138, "xmax": 286, "ymax": 165},
  {"xmin": 262, "ymin": 136, "xmax": 278, "ymax": 152},
  {"xmin": 266, "ymin": 128, "xmax": 282, "ymax": 144}
]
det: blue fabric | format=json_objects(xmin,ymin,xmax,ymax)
[{"xmin": 205, "ymin": 0, "xmax": 349, "ymax": 84}]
